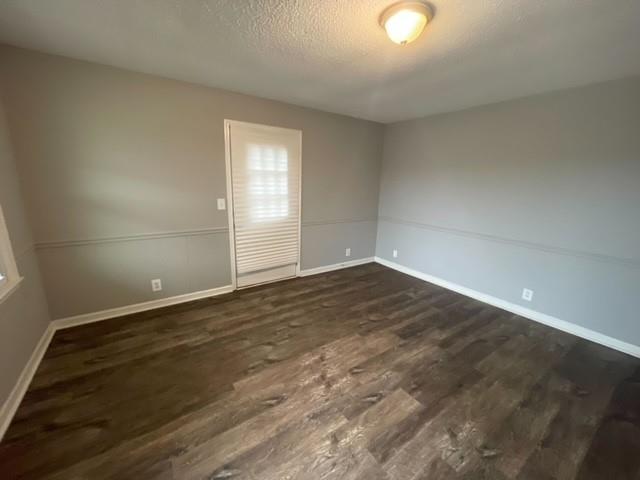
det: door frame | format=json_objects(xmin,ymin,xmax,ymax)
[{"xmin": 223, "ymin": 119, "xmax": 303, "ymax": 290}]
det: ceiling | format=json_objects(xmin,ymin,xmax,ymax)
[{"xmin": 0, "ymin": 0, "xmax": 639, "ymax": 123}]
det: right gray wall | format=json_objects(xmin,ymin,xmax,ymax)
[{"xmin": 377, "ymin": 77, "xmax": 640, "ymax": 346}]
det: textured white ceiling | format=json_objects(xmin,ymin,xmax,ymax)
[{"xmin": 0, "ymin": 0, "xmax": 639, "ymax": 123}]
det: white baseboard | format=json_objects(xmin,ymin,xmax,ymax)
[
  {"xmin": 375, "ymin": 256, "xmax": 640, "ymax": 359},
  {"xmin": 0, "ymin": 323, "xmax": 55, "ymax": 440},
  {"xmin": 53, "ymin": 284, "xmax": 234, "ymax": 330},
  {"xmin": 298, "ymin": 257, "xmax": 374, "ymax": 277}
]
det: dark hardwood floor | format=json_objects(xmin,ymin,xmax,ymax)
[{"xmin": 1, "ymin": 263, "xmax": 639, "ymax": 479}]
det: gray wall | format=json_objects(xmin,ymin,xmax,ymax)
[
  {"xmin": 3, "ymin": 44, "xmax": 637, "ymax": 358},
  {"xmin": 0, "ymin": 46, "xmax": 383, "ymax": 319},
  {"xmin": 0, "ymin": 93, "xmax": 50, "ymax": 405},
  {"xmin": 377, "ymin": 77, "xmax": 640, "ymax": 346}
]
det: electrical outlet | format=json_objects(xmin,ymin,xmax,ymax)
[
  {"xmin": 217, "ymin": 198, "xmax": 226, "ymax": 210},
  {"xmin": 151, "ymin": 279, "xmax": 162, "ymax": 292},
  {"xmin": 392, "ymin": 249, "xmax": 398, "ymax": 258},
  {"xmin": 345, "ymin": 247, "xmax": 351, "ymax": 257},
  {"xmin": 522, "ymin": 288, "xmax": 533, "ymax": 302}
]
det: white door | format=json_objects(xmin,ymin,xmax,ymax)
[{"xmin": 225, "ymin": 121, "xmax": 301, "ymax": 288}]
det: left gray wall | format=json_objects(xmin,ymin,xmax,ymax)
[
  {"xmin": 0, "ymin": 91, "xmax": 50, "ymax": 405},
  {"xmin": 0, "ymin": 46, "xmax": 383, "ymax": 319}
]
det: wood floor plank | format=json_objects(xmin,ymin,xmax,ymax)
[
  {"xmin": 574, "ymin": 365, "xmax": 640, "ymax": 480},
  {"xmin": 0, "ymin": 263, "xmax": 638, "ymax": 480},
  {"xmin": 516, "ymin": 342, "xmax": 637, "ymax": 480},
  {"xmin": 490, "ymin": 372, "xmax": 570, "ymax": 478},
  {"xmin": 172, "ymin": 331, "xmax": 398, "ymax": 479},
  {"xmin": 335, "ymin": 388, "xmax": 423, "ymax": 452}
]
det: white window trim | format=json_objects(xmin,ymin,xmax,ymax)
[{"xmin": 0, "ymin": 204, "xmax": 22, "ymax": 304}]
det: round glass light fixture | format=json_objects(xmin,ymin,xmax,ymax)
[{"xmin": 379, "ymin": 1, "xmax": 433, "ymax": 45}]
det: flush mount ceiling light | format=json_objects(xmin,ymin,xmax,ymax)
[{"xmin": 379, "ymin": 1, "xmax": 433, "ymax": 45}]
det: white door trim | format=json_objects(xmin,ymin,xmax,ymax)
[
  {"xmin": 223, "ymin": 119, "xmax": 302, "ymax": 289},
  {"xmin": 223, "ymin": 120, "xmax": 238, "ymax": 290},
  {"xmin": 295, "ymin": 127, "xmax": 303, "ymax": 277}
]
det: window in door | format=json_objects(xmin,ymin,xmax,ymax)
[
  {"xmin": 0, "ymin": 203, "xmax": 21, "ymax": 303},
  {"xmin": 247, "ymin": 143, "xmax": 290, "ymax": 222}
]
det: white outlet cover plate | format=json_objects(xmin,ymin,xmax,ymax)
[{"xmin": 217, "ymin": 198, "xmax": 226, "ymax": 210}]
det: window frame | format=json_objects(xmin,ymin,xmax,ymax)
[{"xmin": 0, "ymin": 203, "xmax": 22, "ymax": 304}]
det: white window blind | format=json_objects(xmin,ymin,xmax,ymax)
[{"xmin": 229, "ymin": 123, "xmax": 301, "ymax": 277}]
